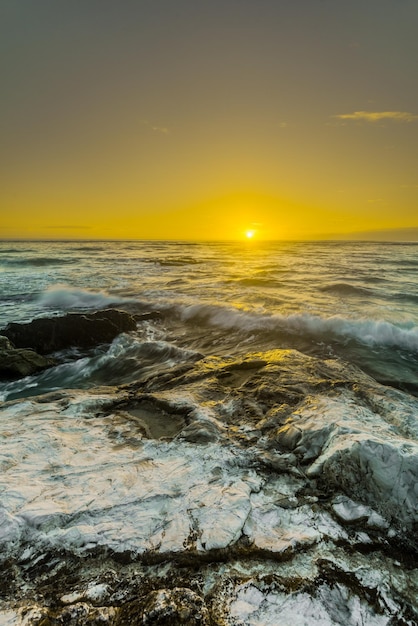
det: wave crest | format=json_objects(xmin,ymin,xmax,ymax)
[
  {"xmin": 320, "ymin": 283, "xmax": 372, "ymax": 297},
  {"xmin": 180, "ymin": 304, "xmax": 418, "ymax": 352},
  {"xmin": 1, "ymin": 257, "xmax": 75, "ymax": 267},
  {"xmin": 37, "ymin": 285, "xmax": 131, "ymax": 310}
]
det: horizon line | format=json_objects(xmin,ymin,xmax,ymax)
[{"xmin": 2, "ymin": 236, "xmax": 418, "ymax": 244}]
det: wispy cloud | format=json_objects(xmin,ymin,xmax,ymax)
[
  {"xmin": 151, "ymin": 125, "xmax": 170, "ymax": 134},
  {"xmin": 141, "ymin": 120, "xmax": 170, "ymax": 134},
  {"xmin": 334, "ymin": 111, "xmax": 418, "ymax": 123}
]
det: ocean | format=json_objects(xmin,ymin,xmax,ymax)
[{"xmin": 0, "ymin": 240, "xmax": 417, "ymax": 624}]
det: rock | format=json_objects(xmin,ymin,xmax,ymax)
[
  {"xmin": 117, "ymin": 588, "xmax": 210, "ymax": 625},
  {"xmin": 0, "ymin": 348, "xmax": 418, "ymax": 623},
  {"xmin": 2, "ymin": 309, "xmax": 137, "ymax": 354},
  {"xmin": 7, "ymin": 603, "xmax": 117, "ymax": 625},
  {"xmin": 177, "ymin": 419, "xmax": 221, "ymax": 443},
  {"xmin": 0, "ymin": 336, "xmax": 14, "ymax": 350},
  {"xmin": 56, "ymin": 602, "xmax": 117, "ymax": 625},
  {"xmin": 0, "ymin": 335, "xmax": 55, "ymax": 379},
  {"xmin": 274, "ymin": 423, "xmax": 303, "ymax": 450}
]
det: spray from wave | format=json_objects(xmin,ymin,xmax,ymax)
[
  {"xmin": 36, "ymin": 285, "xmax": 133, "ymax": 311},
  {"xmin": 0, "ymin": 334, "xmax": 201, "ymax": 401},
  {"xmin": 180, "ymin": 303, "xmax": 418, "ymax": 353}
]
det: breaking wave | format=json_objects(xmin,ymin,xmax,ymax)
[
  {"xmin": 0, "ymin": 334, "xmax": 201, "ymax": 401},
  {"xmin": 180, "ymin": 303, "xmax": 418, "ymax": 352},
  {"xmin": 36, "ymin": 285, "xmax": 133, "ymax": 311}
]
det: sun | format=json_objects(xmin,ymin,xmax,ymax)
[{"xmin": 245, "ymin": 229, "xmax": 255, "ymax": 239}]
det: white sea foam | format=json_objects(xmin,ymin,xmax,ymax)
[
  {"xmin": 180, "ymin": 303, "xmax": 418, "ymax": 352},
  {"xmin": 36, "ymin": 285, "xmax": 132, "ymax": 311},
  {"xmin": 0, "ymin": 331, "xmax": 201, "ymax": 402}
]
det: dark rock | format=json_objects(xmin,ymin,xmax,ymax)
[
  {"xmin": 117, "ymin": 587, "xmax": 210, "ymax": 626},
  {"xmin": 2, "ymin": 309, "xmax": 137, "ymax": 354},
  {"xmin": 273, "ymin": 423, "xmax": 303, "ymax": 451},
  {"xmin": 0, "ymin": 335, "xmax": 55, "ymax": 379},
  {"xmin": 0, "ymin": 336, "xmax": 14, "ymax": 351},
  {"xmin": 177, "ymin": 420, "xmax": 221, "ymax": 443},
  {"xmin": 134, "ymin": 311, "xmax": 162, "ymax": 321},
  {"xmin": 20, "ymin": 602, "xmax": 117, "ymax": 624}
]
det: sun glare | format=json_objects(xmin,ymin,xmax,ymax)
[{"xmin": 246, "ymin": 230, "xmax": 255, "ymax": 239}]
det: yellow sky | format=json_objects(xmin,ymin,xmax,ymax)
[{"xmin": 1, "ymin": 2, "xmax": 418, "ymax": 241}]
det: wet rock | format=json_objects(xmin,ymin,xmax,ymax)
[
  {"xmin": 274, "ymin": 423, "xmax": 303, "ymax": 450},
  {"xmin": 0, "ymin": 603, "xmax": 117, "ymax": 625},
  {"xmin": 331, "ymin": 495, "xmax": 389, "ymax": 528},
  {"xmin": 1, "ymin": 348, "xmax": 417, "ymax": 624},
  {"xmin": 0, "ymin": 335, "xmax": 55, "ymax": 379},
  {"xmin": 2, "ymin": 309, "xmax": 137, "ymax": 354},
  {"xmin": 134, "ymin": 311, "xmax": 162, "ymax": 322},
  {"xmin": 0, "ymin": 336, "xmax": 13, "ymax": 350},
  {"xmin": 275, "ymin": 394, "xmax": 418, "ymax": 529},
  {"xmin": 315, "ymin": 434, "xmax": 418, "ymax": 529},
  {"xmin": 177, "ymin": 419, "xmax": 221, "ymax": 443},
  {"xmin": 56, "ymin": 602, "xmax": 117, "ymax": 624},
  {"xmin": 259, "ymin": 450, "xmax": 298, "ymax": 472},
  {"xmin": 117, "ymin": 587, "xmax": 210, "ymax": 625},
  {"xmin": 114, "ymin": 397, "xmax": 188, "ymax": 439}
]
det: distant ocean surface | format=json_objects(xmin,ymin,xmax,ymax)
[
  {"xmin": 1, "ymin": 239, "xmax": 418, "ymax": 624},
  {"xmin": 1, "ymin": 239, "xmax": 418, "ymax": 400}
]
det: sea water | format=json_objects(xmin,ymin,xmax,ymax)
[
  {"xmin": 1, "ymin": 239, "xmax": 418, "ymax": 399},
  {"xmin": 0, "ymin": 239, "xmax": 417, "ymax": 624}
]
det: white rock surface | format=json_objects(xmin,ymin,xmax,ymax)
[
  {"xmin": 0, "ymin": 349, "xmax": 417, "ymax": 624},
  {"xmin": 276, "ymin": 393, "xmax": 418, "ymax": 527}
]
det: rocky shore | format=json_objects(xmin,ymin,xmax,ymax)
[
  {"xmin": 0, "ymin": 309, "xmax": 137, "ymax": 381},
  {"xmin": 1, "ymin": 340, "xmax": 417, "ymax": 624}
]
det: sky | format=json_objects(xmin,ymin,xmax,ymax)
[{"xmin": 1, "ymin": 0, "xmax": 418, "ymax": 241}]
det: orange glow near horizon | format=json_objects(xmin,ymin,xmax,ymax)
[
  {"xmin": 2, "ymin": 192, "xmax": 418, "ymax": 241},
  {"xmin": 1, "ymin": 4, "xmax": 418, "ymax": 242}
]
